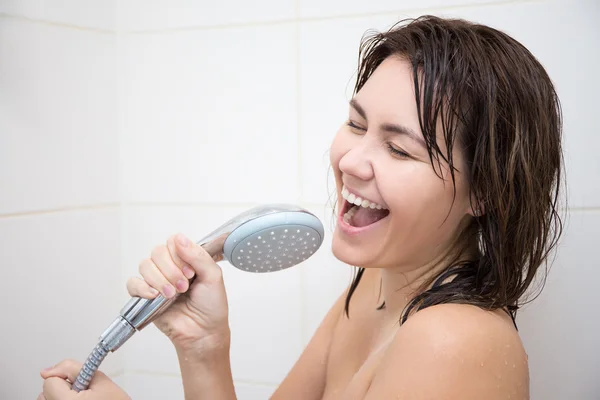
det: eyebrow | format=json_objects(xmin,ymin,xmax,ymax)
[{"xmin": 349, "ymin": 99, "xmax": 426, "ymax": 148}]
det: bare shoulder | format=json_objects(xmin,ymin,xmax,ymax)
[{"xmin": 364, "ymin": 304, "xmax": 529, "ymax": 400}]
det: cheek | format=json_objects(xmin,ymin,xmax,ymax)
[{"xmin": 384, "ymin": 165, "xmax": 457, "ymax": 219}]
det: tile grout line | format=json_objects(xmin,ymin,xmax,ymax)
[
  {"xmin": 294, "ymin": 0, "xmax": 309, "ymax": 348},
  {"xmin": 0, "ymin": 12, "xmax": 114, "ymax": 33},
  {"xmin": 0, "ymin": 203, "xmax": 120, "ymax": 219},
  {"xmin": 125, "ymin": 0, "xmax": 544, "ymax": 34},
  {"xmin": 1, "ymin": 0, "xmax": 543, "ymax": 35},
  {"xmin": 1, "ymin": 203, "xmax": 597, "ymax": 219}
]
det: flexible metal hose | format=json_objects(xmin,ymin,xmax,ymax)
[{"xmin": 72, "ymin": 342, "xmax": 109, "ymax": 392}]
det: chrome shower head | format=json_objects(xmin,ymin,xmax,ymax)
[
  {"xmin": 220, "ymin": 204, "xmax": 324, "ymax": 272},
  {"xmin": 72, "ymin": 204, "xmax": 324, "ymax": 392}
]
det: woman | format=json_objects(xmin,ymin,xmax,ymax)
[{"xmin": 39, "ymin": 15, "xmax": 563, "ymax": 400}]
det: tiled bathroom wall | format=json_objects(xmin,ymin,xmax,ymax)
[{"xmin": 1, "ymin": 0, "xmax": 598, "ymax": 399}]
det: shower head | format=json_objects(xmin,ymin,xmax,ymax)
[
  {"xmin": 204, "ymin": 203, "xmax": 325, "ymax": 273},
  {"xmin": 72, "ymin": 204, "xmax": 324, "ymax": 392}
]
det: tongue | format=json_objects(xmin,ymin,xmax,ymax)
[{"xmin": 351, "ymin": 206, "xmax": 389, "ymax": 227}]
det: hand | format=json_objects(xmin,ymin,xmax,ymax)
[
  {"xmin": 126, "ymin": 233, "xmax": 231, "ymax": 353},
  {"xmin": 39, "ymin": 359, "xmax": 130, "ymax": 400}
]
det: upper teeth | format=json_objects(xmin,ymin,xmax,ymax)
[{"xmin": 341, "ymin": 186, "xmax": 387, "ymax": 210}]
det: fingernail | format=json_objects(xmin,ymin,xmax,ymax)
[
  {"xmin": 182, "ymin": 265, "xmax": 195, "ymax": 279},
  {"xmin": 149, "ymin": 287, "xmax": 159, "ymax": 296},
  {"xmin": 42, "ymin": 366, "xmax": 52, "ymax": 372},
  {"xmin": 162, "ymin": 284, "xmax": 175, "ymax": 298},
  {"xmin": 177, "ymin": 234, "xmax": 189, "ymax": 248},
  {"xmin": 176, "ymin": 279, "xmax": 188, "ymax": 292}
]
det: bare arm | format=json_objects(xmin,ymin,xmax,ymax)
[{"xmin": 363, "ymin": 304, "xmax": 529, "ymax": 400}]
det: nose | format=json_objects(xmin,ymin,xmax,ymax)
[{"xmin": 338, "ymin": 142, "xmax": 374, "ymax": 182}]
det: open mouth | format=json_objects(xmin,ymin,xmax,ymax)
[{"xmin": 340, "ymin": 188, "xmax": 390, "ymax": 228}]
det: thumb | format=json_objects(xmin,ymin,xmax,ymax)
[
  {"xmin": 43, "ymin": 377, "xmax": 74, "ymax": 400},
  {"xmin": 40, "ymin": 359, "xmax": 81, "ymax": 382},
  {"xmin": 41, "ymin": 359, "xmax": 111, "ymax": 391}
]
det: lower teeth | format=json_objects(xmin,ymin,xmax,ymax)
[{"xmin": 343, "ymin": 205, "xmax": 359, "ymax": 225}]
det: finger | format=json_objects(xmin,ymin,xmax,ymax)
[
  {"xmin": 40, "ymin": 359, "xmax": 81, "ymax": 382},
  {"xmin": 36, "ymin": 393, "xmax": 46, "ymax": 400},
  {"xmin": 126, "ymin": 276, "xmax": 160, "ymax": 298},
  {"xmin": 43, "ymin": 377, "xmax": 73, "ymax": 400},
  {"xmin": 167, "ymin": 234, "xmax": 196, "ymax": 279},
  {"xmin": 151, "ymin": 244, "xmax": 189, "ymax": 294},
  {"xmin": 175, "ymin": 234, "xmax": 224, "ymax": 284},
  {"xmin": 139, "ymin": 257, "xmax": 177, "ymax": 299}
]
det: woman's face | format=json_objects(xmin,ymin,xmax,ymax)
[{"xmin": 330, "ymin": 56, "xmax": 475, "ymax": 270}]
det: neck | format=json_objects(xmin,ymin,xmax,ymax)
[{"xmin": 376, "ymin": 242, "xmax": 477, "ymax": 322}]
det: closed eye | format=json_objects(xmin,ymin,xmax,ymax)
[
  {"xmin": 387, "ymin": 144, "xmax": 410, "ymax": 158},
  {"xmin": 346, "ymin": 120, "xmax": 365, "ymax": 131}
]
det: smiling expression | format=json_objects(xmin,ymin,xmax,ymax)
[{"xmin": 330, "ymin": 56, "xmax": 476, "ymax": 271}]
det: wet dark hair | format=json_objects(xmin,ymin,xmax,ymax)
[{"xmin": 342, "ymin": 15, "xmax": 564, "ymax": 326}]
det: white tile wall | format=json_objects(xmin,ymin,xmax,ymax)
[
  {"xmin": 120, "ymin": 24, "xmax": 299, "ymax": 205},
  {"xmin": 0, "ymin": 0, "xmax": 116, "ymax": 30},
  {"xmin": 119, "ymin": 0, "xmax": 295, "ymax": 32},
  {"xmin": 113, "ymin": 373, "xmax": 184, "ymax": 399},
  {"xmin": 299, "ymin": 0, "xmax": 507, "ymax": 19},
  {"xmin": 113, "ymin": 373, "xmax": 276, "ymax": 400},
  {"xmin": 0, "ymin": 208, "xmax": 123, "ymax": 400},
  {"xmin": 518, "ymin": 211, "xmax": 600, "ymax": 400},
  {"xmin": 3, "ymin": 0, "xmax": 598, "ymax": 398},
  {"xmin": 0, "ymin": 18, "xmax": 119, "ymax": 215}
]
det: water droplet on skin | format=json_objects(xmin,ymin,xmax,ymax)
[
  {"xmin": 480, "ymin": 362, "xmax": 485, "ymax": 367},
  {"xmin": 512, "ymin": 364, "xmax": 516, "ymax": 368},
  {"xmin": 505, "ymin": 360, "xmax": 508, "ymax": 365}
]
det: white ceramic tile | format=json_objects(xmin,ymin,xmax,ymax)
[
  {"xmin": 0, "ymin": 19, "xmax": 118, "ymax": 214},
  {"xmin": 121, "ymin": 24, "xmax": 299, "ymax": 205},
  {"xmin": 299, "ymin": 0, "xmax": 498, "ymax": 19},
  {"xmin": 300, "ymin": 0, "xmax": 600, "ymax": 208},
  {"xmin": 0, "ymin": 208, "xmax": 123, "ymax": 400},
  {"xmin": 113, "ymin": 373, "xmax": 277, "ymax": 400},
  {"xmin": 45, "ymin": 0, "xmax": 116, "ymax": 30},
  {"xmin": 517, "ymin": 211, "xmax": 600, "ymax": 400},
  {"xmin": 0, "ymin": 0, "xmax": 43, "ymax": 19},
  {"xmin": 300, "ymin": 204, "xmax": 354, "ymax": 344},
  {"xmin": 299, "ymin": 16, "xmax": 402, "ymax": 204},
  {"xmin": 0, "ymin": 0, "xmax": 116, "ymax": 30},
  {"xmin": 115, "ymin": 373, "xmax": 185, "ymax": 399},
  {"xmin": 121, "ymin": 205, "xmax": 304, "ymax": 384},
  {"xmin": 119, "ymin": 0, "xmax": 295, "ymax": 32},
  {"xmin": 235, "ymin": 382, "xmax": 277, "ymax": 400}
]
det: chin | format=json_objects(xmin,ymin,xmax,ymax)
[{"xmin": 331, "ymin": 228, "xmax": 374, "ymax": 268}]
